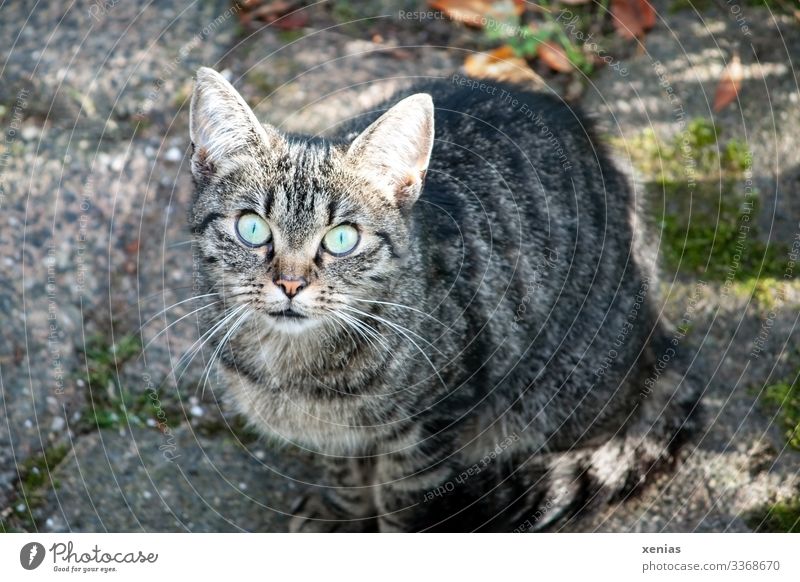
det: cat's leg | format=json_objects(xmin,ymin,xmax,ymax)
[
  {"xmin": 373, "ymin": 456, "xmax": 456, "ymax": 532},
  {"xmin": 289, "ymin": 455, "xmax": 377, "ymax": 532},
  {"xmin": 511, "ymin": 367, "xmax": 702, "ymax": 532},
  {"xmin": 371, "ymin": 425, "xmax": 464, "ymax": 532}
]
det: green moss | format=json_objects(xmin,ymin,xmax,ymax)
[
  {"xmin": 486, "ymin": 4, "xmax": 595, "ymax": 75},
  {"xmin": 618, "ymin": 119, "xmax": 794, "ymax": 281},
  {"xmin": 5, "ymin": 444, "xmax": 71, "ymax": 531},
  {"xmin": 83, "ymin": 333, "xmax": 140, "ymax": 387},
  {"xmin": 732, "ymin": 277, "xmax": 797, "ymax": 311},
  {"xmin": 19, "ymin": 445, "xmax": 70, "ymax": 494},
  {"xmin": 80, "ymin": 334, "xmax": 149, "ymax": 430},
  {"xmin": 746, "ymin": 357, "xmax": 800, "ymax": 533},
  {"xmin": 278, "ymin": 29, "xmax": 305, "ymax": 43},
  {"xmin": 328, "ymin": 0, "xmax": 373, "ymax": 35},
  {"xmin": 331, "ymin": 0, "xmax": 357, "ymax": 23},
  {"xmin": 723, "ymin": 139, "xmax": 752, "ymax": 172},
  {"xmin": 655, "ymin": 183, "xmax": 788, "ymax": 281},
  {"xmin": 244, "ymin": 71, "xmax": 275, "ymax": 97},
  {"xmin": 670, "ymin": 0, "xmax": 789, "ymax": 12},
  {"xmin": 761, "ymin": 373, "xmax": 800, "ymax": 450},
  {"xmin": 619, "ymin": 119, "xmax": 749, "ymax": 186},
  {"xmin": 747, "ymin": 498, "xmax": 800, "ymax": 533},
  {"xmin": 171, "ymin": 82, "xmax": 192, "ymax": 110}
]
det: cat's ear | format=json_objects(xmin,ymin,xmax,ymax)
[
  {"xmin": 190, "ymin": 67, "xmax": 282, "ymax": 181},
  {"xmin": 346, "ymin": 94, "xmax": 434, "ymax": 209}
]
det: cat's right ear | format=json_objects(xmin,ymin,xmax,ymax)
[
  {"xmin": 346, "ymin": 93, "xmax": 434, "ymax": 210},
  {"xmin": 190, "ymin": 67, "xmax": 282, "ymax": 182}
]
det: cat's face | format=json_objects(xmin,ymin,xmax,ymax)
[{"xmin": 188, "ymin": 68, "xmax": 434, "ymax": 334}]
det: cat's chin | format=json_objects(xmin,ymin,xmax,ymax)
[{"xmin": 265, "ymin": 315, "xmax": 322, "ymax": 334}]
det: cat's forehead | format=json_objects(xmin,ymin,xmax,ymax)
[
  {"xmin": 257, "ymin": 139, "xmax": 358, "ymax": 245},
  {"xmin": 270, "ymin": 140, "xmax": 337, "ymax": 207}
]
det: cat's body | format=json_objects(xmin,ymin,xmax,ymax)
[{"xmin": 188, "ymin": 69, "xmax": 701, "ymax": 532}]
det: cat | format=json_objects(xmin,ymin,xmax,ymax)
[{"xmin": 187, "ymin": 67, "xmax": 701, "ymax": 532}]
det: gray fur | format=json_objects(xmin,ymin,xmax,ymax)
[{"xmin": 188, "ymin": 68, "xmax": 701, "ymax": 532}]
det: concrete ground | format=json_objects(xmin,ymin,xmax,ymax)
[{"xmin": 0, "ymin": 0, "xmax": 798, "ymax": 532}]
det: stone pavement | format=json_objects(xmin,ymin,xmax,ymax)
[{"xmin": 0, "ymin": 0, "xmax": 797, "ymax": 532}]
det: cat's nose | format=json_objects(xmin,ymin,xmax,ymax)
[{"xmin": 274, "ymin": 274, "xmax": 307, "ymax": 298}]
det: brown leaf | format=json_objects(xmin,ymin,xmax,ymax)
[
  {"xmin": 239, "ymin": 0, "xmax": 305, "ymax": 28},
  {"xmin": 272, "ymin": 10, "xmax": 308, "ymax": 30},
  {"xmin": 611, "ymin": 0, "xmax": 644, "ymax": 39},
  {"xmin": 637, "ymin": 0, "xmax": 656, "ymax": 30},
  {"xmin": 537, "ymin": 41, "xmax": 573, "ymax": 73},
  {"xmin": 125, "ymin": 239, "xmax": 140, "ymax": 254},
  {"xmin": 429, "ymin": 0, "xmax": 524, "ymax": 28},
  {"xmin": 464, "ymin": 45, "xmax": 544, "ymax": 86},
  {"xmin": 713, "ymin": 55, "xmax": 743, "ymax": 112},
  {"xmin": 388, "ymin": 48, "xmax": 414, "ymax": 61}
]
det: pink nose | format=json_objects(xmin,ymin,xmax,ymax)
[{"xmin": 274, "ymin": 275, "xmax": 307, "ymax": 298}]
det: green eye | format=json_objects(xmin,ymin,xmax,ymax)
[
  {"xmin": 323, "ymin": 224, "xmax": 359, "ymax": 256},
  {"xmin": 236, "ymin": 213, "xmax": 271, "ymax": 247}
]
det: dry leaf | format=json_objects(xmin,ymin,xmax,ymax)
[
  {"xmin": 239, "ymin": 0, "xmax": 306, "ymax": 28},
  {"xmin": 272, "ymin": 10, "xmax": 308, "ymax": 30},
  {"xmin": 637, "ymin": 0, "xmax": 656, "ymax": 30},
  {"xmin": 464, "ymin": 45, "xmax": 543, "ymax": 85},
  {"xmin": 537, "ymin": 41, "xmax": 573, "ymax": 73},
  {"xmin": 429, "ymin": 0, "xmax": 524, "ymax": 28},
  {"xmin": 125, "ymin": 239, "xmax": 140, "ymax": 254},
  {"xmin": 611, "ymin": 0, "xmax": 645, "ymax": 39},
  {"xmin": 713, "ymin": 55, "xmax": 743, "ymax": 112}
]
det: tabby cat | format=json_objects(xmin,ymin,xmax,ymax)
[{"xmin": 188, "ymin": 67, "xmax": 700, "ymax": 532}]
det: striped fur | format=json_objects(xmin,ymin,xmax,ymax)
[{"xmin": 188, "ymin": 68, "xmax": 701, "ymax": 532}]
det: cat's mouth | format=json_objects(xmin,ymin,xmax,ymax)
[{"xmin": 269, "ymin": 308, "xmax": 307, "ymax": 319}]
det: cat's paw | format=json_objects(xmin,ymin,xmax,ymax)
[{"xmin": 288, "ymin": 494, "xmax": 375, "ymax": 532}]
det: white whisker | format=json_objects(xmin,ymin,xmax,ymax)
[
  {"xmin": 198, "ymin": 305, "xmax": 251, "ymax": 398},
  {"xmin": 340, "ymin": 305, "xmax": 445, "ymax": 358},
  {"xmin": 351, "ymin": 297, "xmax": 452, "ymax": 330},
  {"xmin": 170, "ymin": 303, "xmax": 249, "ymax": 384},
  {"xmin": 339, "ymin": 305, "xmax": 447, "ymax": 390},
  {"xmin": 142, "ymin": 300, "xmax": 223, "ymax": 352},
  {"xmin": 137, "ymin": 292, "xmax": 220, "ymax": 334}
]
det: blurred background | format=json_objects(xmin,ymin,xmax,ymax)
[{"xmin": 0, "ymin": 0, "xmax": 798, "ymax": 532}]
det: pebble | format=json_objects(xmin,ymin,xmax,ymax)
[
  {"xmin": 21, "ymin": 126, "xmax": 40, "ymax": 141},
  {"xmin": 50, "ymin": 416, "xmax": 66, "ymax": 432},
  {"xmin": 165, "ymin": 147, "xmax": 182, "ymax": 162}
]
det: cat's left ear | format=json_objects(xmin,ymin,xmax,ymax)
[
  {"xmin": 346, "ymin": 94, "xmax": 434, "ymax": 209},
  {"xmin": 190, "ymin": 67, "xmax": 283, "ymax": 182}
]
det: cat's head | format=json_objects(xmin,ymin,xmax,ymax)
[{"xmin": 188, "ymin": 68, "xmax": 434, "ymax": 334}]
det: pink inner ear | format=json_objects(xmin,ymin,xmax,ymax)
[{"xmin": 193, "ymin": 146, "xmax": 217, "ymax": 181}]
